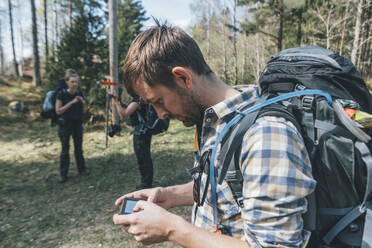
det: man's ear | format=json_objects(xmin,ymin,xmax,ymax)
[{"xmin": 171, "ymin": 67, "xmax": 193, "ymax": 89}]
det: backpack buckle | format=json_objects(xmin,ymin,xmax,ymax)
[
  {"xmin": 237, "ymin": 197, "xmax": 244, "ymax": 208},
  {"xmin": 225, "ymin": 170, "xmax": 243, "ymax": 182},
  {"xmin": 187, "ymin": 166, "xmax": 200, "ymax": 179},
  {"xmin": 302, "ymin": 96, "xmax": 314, "ymax": 110}
]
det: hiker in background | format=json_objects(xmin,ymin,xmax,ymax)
[
  {"xmin": 112, "ymin": 22, "xmax": 316, "ymax": 247},
  {"xmin": 109, "ymin": 89, "xmax": 169, "ymax": 190},
  {"xmin": 55, "ymin": 69, "xmax": 89, "ymax": 183}
]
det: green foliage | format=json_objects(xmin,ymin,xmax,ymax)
[
  {"xmin": 0, "ymin": 79, "xmax": 194, "ymax": 247},
  {"xmin": 44, "ymin": 0, "xmax": 108, "ymax": 110},
  {"xmin": 43, "ymin": 0, "xmax": 148, "ymax": 111},
  {"xmin": 117, "ymin": 0, "xmax": 148, "ymax": 82}
]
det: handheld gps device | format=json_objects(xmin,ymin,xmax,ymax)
[{"xmin": 120, "ymin": 198, "xmax": 143, "ymax": 215}]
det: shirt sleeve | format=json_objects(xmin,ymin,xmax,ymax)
[{"xmin": 239, "ymin": 116, "xmax": 316, "ymax": 247}]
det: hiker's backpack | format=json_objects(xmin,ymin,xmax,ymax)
[
  {"xmin": 210, "ymin": 46, "xmax": 372, "ymax": 247},
  {"xmin": 135, "ymin": 103, "xmax": 170, "ymax": 135},
  {"xmin": 41, "ymin": 78, "xmax": 68, "ymax": 126}
]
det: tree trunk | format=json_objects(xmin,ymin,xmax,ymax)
[
  {"xmin": 109, "ymin": 0, "xmax": 120, "ymax": 126},
  {"xmin": 16, "ymin": 0, "xmax": 24, "ymax": 77},
  {"xmin": 206, "ymin": 0, "xmax": 211, "ymax": 63},
  {"xmin": 241, "ymin": 35, "xmax": 247, "ymax": 84},
  {"xmin": 255, "ymin": 34, "xmax": 261, "ymax": 82},
  {"xmin": 339, "ymin": 0, "xmax": 351, "ymax": 56},
  {"xmin": 44, "ymin": 0, "xmax": 49, "ymax": 70},
  {"xmin": 0, "ymin": 21, "xmax": 4, "ymax": 74},
  {"xmin": 297, "ymin": 9, "xmax": 303, "ymax": 46},
  {"xmin": 53, "ymin": 0, "xmax": 59, "ymax": 58},
  {"xmin": 222, "ymin": 7, "xmax": 228, "ymax": 83},
  {"xmin": 359, "ymin": 2, "xmax": 371, "ymax": 75},
  {"xmin": 31, "ymin": 0, "xmax": 41, "ymax": 86},
  {"xmin": 351, "ymin": 0, "xmax": 364, "ymax": 65},
  {"xmin": 8, "ymin": 0, "xmax": 19, "ymax": 77},
  {"xmin": 278, "ymin": 0, "xmax": 284, "ymax": 51},
  {"xmin": 233, "ymin": 0, "xmax": 238, "ymax": 85},
  {"xmin": 326, "ymin": 11, "xmax": 331, "ymax": 49},
  {"xmin": 68, "ymin": 0, "xmax": 72, "ymax": 27},
  {"xmin": 364, "ymin": 5, "xmax": 372, "ymax": 76}
]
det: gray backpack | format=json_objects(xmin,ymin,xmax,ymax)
[{"xmin": 212, "ymin": 46, "xmax": 372, "ymax": 247}]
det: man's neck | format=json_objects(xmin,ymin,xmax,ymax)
[{"xmin": 195, "ymin": 74, "xmax": 240, "ymax": 108}]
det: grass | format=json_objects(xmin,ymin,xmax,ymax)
[{"xmin": 0, "ymin": 76, "xmax": 195, "ymax": 248}]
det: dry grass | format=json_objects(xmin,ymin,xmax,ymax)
[{"xmin": 0, "ymin": 77, "xmax": 194, "ymax": 248}]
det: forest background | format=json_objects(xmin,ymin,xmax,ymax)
[
  {"xmin": 0, "ymin": 0, "xmax": 371, "ymax": 115},
  {"xmin": 0, "ymin": 0, "xmax": 371, "ymax": 247}
]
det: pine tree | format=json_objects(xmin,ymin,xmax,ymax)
[
  {"xmin": 117, "ymin": 0, "xmax": 148, "ymax": 81},
  {"xmin": 45, "ymin": 0, "xmax": 108, "ymax": 107}
]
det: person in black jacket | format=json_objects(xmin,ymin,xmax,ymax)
[
  {"xmin": 109, "ymin": 89, "xmax": 155, "ymax": 190},
  {"xmin": 55, "ymin": 69, "xmax": 88, "ymax": 183}
]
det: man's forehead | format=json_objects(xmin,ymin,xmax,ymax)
[{"xmin": 132, "ymin": 80, "xmax": 155, "ymax": 101}]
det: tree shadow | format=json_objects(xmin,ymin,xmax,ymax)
[
  {"xmin": 0, "ymin": 147, "xmax": 194, "ymax": 247},
  {"xmin": 0, "ymin": 78, "xmax": 11, "ymax": 87}
]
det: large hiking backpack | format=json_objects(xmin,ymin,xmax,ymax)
[
  {"xmin": 40, "ymin": 78, "xmax": 68, "ymax": 126},
  {"xmin": 135, "ymin": 103, "xmax": 170, "ymax": 135},
  {"xmin": 209, "ymin": 46, "xmax": 372, "ymax": 247}
]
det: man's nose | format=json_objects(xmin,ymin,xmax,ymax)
[{"xmin": 154, "ymin": 106, "xmax": 170, "ymax": 119}]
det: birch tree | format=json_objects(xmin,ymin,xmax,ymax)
[
  {"xmin": 44, "ymin": 0, "xmax": 49, "ymax": 70},
  {"xmin": 31, "ymin": 0, "xmax": 41, "ymax": 86},
  {"xmin": 231, "ymin": 0, "xmax": 238, "ymax": 84},
  {"xmin": 8, "ymin": 0, "xmax": 19, "ymax": 77},
  {"xmin": 351, "ymin": 0, "xmax": 364, "ymax": 65},
  {"xmin": 0, "ymin": 21, "xmax": 4, "ymax": 74}
]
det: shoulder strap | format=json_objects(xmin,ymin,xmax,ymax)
[
  {"xmin": 217, "ymin": 108, "xmax": 261, "ymax": 207},
  {"xmin": 218, "ymin": 103, "xmax": 302, "ymax": 207},
  {"xmin": 209, "ymin": 90, "xmax": 332, "ymax": 227},
  {"xmin": 136, "ymin": 110, "xmax": 146, "ymax": 125}
]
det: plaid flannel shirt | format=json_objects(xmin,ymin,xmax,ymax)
[{"xmin": 191, "ymin": 85, "xmax": 316, "ymax": 247}]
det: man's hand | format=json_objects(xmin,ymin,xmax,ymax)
[
  {"xmin": 115, "ymin": 187, "xmax": 171, "ymax": 209},
  {"xmin": 113, "ymin": 201, "xmax": 178, "ymax": 245}
]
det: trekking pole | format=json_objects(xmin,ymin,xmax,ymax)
[
  {"xmin": 105, "ymin": 90, "xmax": 109, "ymax": 148},
  {"xmin": 97, "ymin": 79, "xmax": 120, "ymax": 148}
]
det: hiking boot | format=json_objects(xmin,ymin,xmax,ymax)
[
  {"xmin": 135, "ymin": 183, "xmax": 152, "ymax": 190},
  {"xmin": 79, "ymin": 169, "xmax": 90, "ymax": 176},
  {"xmin": 59, "ymin": 175, "xmax": 68, "ymax": 183}
]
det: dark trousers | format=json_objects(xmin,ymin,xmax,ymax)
[
  {"xmin": 133, "ymin": 133, "xmax": 153, "ymax": 186},
  {"xmin": 58, "ymin": 122, "xmax": 86, "ymax": 178}
]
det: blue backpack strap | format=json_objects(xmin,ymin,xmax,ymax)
[
  {"xmin": 217, "ymin": 102, "xmax": 301, "ymax": 207},
  {"xmin": 217, "ymin": 106, "xmax": 262, "ymax": 207}
]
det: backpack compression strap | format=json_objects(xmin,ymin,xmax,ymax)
[
  {"xmin": 209, "ymin": 90, "xmax": 332, "ymax": 228},
  {"xmin": 322, "ymin": 141, "xmax": 372, "ymax": 246}
]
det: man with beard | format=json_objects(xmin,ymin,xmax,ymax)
[{"xmin": 113, "ymin": 22, "xmax": 316, "ymax": 248}]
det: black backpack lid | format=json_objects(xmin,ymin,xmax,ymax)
[{"xmin": 259, "ymin": 46, "xmax": 372, "ymax": 113}]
